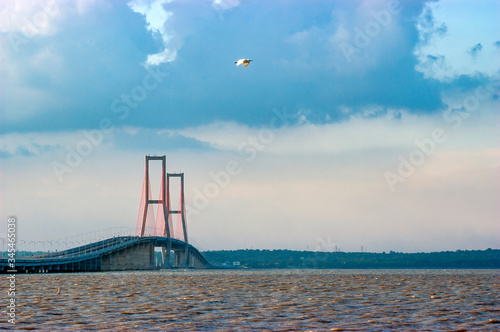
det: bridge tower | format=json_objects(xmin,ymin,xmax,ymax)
[
  {"xmin": 166, "ymin": 173, "xmax": 189, "ymax": 250},
  {"xmin": 135, "ymin": 155, "xmax": 190, "ymax": 267}
]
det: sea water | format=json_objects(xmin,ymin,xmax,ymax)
[{"xmin": 1, "ymin": 269, "xmax": 498, "ymax": 331}]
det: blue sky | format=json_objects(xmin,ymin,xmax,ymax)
[{"xmin": 0, "ymin": 0, "xmax": 499, "ymax": 252}]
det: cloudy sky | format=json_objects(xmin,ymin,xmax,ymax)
[{"xmin": 1, "ymin": 0, "xmax": 498, "ymax": 253}]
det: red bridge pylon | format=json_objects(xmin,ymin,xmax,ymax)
[{"xmin": 135, "ymin": 156, "xmax": 188, "ymax": 248}]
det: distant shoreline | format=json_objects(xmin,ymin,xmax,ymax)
[{"xmin": 202, "ymin": 248, "xmax": 500, "ymax": 269}]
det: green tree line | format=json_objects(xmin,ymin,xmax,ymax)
[{"xmin": 203, "ymin": 248, "xmax": 500, "ymax": 269}]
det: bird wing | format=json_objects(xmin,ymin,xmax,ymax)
[{"xmin": 243, "ymin": 61, "xmax": 250, "ymax": 67}]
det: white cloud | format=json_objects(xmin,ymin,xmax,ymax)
[
  {"xmin": 128, "ymin": 0, "xmax": 239, "ymax": 66},
  {"xmin": 0, "ymin": 130, "xmax": 114, "ymax": 157},
  {"xmin": 0, "ymin": 0, "xmax": 103, "ymax": 36},
  {"xmin": 414, "ymin": 0, "xmax": 500, "ymax": 81},
  {"xmin": 128, "ymin": 0, "xmax": 179, "ymax": 66},
  {"xmin": 172, "ymin": 110, "xmax": 445, "ymax": 155},
  {"xmin": 285, "ymin": 0, "xmax": 405, "ymax": 72},
  {"xmin": 0, "ymin": 0, "xmax": 62, "ymax": 36},
  {"xmin": 212, "ymin": 0, "xmax": 239, "ymax": 11}
]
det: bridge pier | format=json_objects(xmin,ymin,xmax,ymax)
[
  {"xmin": 174, "ymin": 249, "xmax": 188, "ymax": 267},
  {"xmin": 101, "ymin": 242, "xmax": 154, "ymax": 271},
  {"xmin": 171, "ymin": 247, "xmax": 209, "ymax": 268},
  {"xmin": 159, "ymin": 247, "xmax": 168, "ymax": 267}
]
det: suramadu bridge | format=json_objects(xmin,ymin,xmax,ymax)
[{"xmin": 0, "ymin": 156, "xmax": 215, "ymax": 273}]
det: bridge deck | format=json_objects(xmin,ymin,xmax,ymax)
[{"xmin": 0, "ymin": 236, "xmax": 216, "ymax": 273}]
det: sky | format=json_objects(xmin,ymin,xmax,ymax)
[{"xmin": 0, "ymin": 0, "xmax": 499, "ymax": 253}]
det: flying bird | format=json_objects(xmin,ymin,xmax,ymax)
[{"xmin": 235, "ymin": 59, "xmax": 252, "ymax": 68}]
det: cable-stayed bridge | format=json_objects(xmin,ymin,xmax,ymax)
[{"xmin": 0, "ymin": 156, "xmax": 215, "ymax": 273}]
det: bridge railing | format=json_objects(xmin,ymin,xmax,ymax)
[
  {"xmin": 0, "ymin": 236, "xmax": 143, "ymax": 265},
  {"xmin": 26, "ymin": 237, "xmax": 140, "ymax": 260},
  {"xmin": 0, "ymin": 226, "xmax": 157, "ymax": 259}
]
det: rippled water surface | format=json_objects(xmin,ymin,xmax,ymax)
[{"xmin": 1, "ymin": 269, "xmax": 499, "ymax": 331}]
